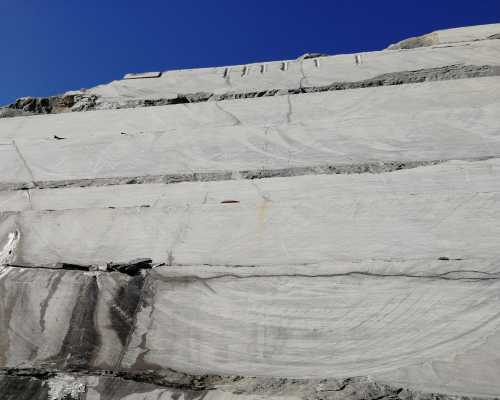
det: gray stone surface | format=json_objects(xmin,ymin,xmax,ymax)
[
  {"xmin": 387, "ymin": 23, "xmax": 500, "ymax": 49},
  {"xmin": 1, "ymin": 23, "xmax": 500, "ymax": 399}
]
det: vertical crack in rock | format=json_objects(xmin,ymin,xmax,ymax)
[
  {"xmin": 12, "ymin": 141, "xmax": 36, "ymax": 188},
  {"xmin": 285, "ymin": 94, "xmax": 293, "ymax": 123},
  {"xmin": 213, "ymin": 101, "xmax": 241, "ymax": 126},
  {"xmin": 298, "ymin": 59, "xmax": 308, "ymax": 90}
]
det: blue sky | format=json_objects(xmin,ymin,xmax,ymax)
[{"xmin": 0, "ymin": 0, "xmax": 498, "ymax": 105}]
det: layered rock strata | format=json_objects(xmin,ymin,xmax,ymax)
[{"xmin": 1, "ymin": 23, "xmax": 500, "ymax": 399}]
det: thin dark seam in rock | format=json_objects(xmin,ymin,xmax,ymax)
[
  {"xmin": 153, "ymin": 269, "xmax": 500, "ymax": 284},
  {"xmin": 2, "ymin": 157, "xmax": 493, "ymax": 194},
  {"xmin": 4, "ymin": 261, "xmax": 497, "ymax": 282},
  {"xmin": 1, "ymin": 64, "xmax": 499, "ymax": 118}
]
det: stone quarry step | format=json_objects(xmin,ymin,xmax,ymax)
[{"xmin": 1, "ymin": 23, "xmax": 500, "ymax": 399}]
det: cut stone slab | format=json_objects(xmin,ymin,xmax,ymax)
[
  {"xmin": 85, "ymin": 38, "xmax": 500, "ymax": 102},
  {"xmin": 1, "ymin": 77, "xmax": 499, "ymax": 189},
  {"xmin": 1, "ymin": 23, "xmax": 500, "ymax": 400},
  {"xmin": 2, "ymin": 158, "xmax": 498, "ymax": 269},
  {"xmin": 123, "ymin": 72, "xmax": 162, "ymax": 79}
]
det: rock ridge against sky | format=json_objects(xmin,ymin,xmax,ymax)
[{"xmin": 0, "ymin": 23, "xmax": 500, "ymax": 400}]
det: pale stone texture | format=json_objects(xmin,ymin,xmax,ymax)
[{"xmin": 1, "ymin": 24, "xmax": 500, "ymax": 400}]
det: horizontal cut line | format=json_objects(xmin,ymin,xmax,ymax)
[
  {"xmin": 1, "ymin": 64, "xmax": 499, "ymax": 118},
  {"xmin": 0, "ymin": 156, "xmax": 495, "ymax": 193}
]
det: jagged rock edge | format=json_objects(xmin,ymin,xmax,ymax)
[
  {"xmin": 2, "ymin": 258, "xmax": 153, "ymax": 276},
  {"xmin": 1, "ymin": 64, "xmax": 499, "ymax": 118},
  {"xmin": 0, "ymin": 368, "xmax": 494, "ymax": 399}
]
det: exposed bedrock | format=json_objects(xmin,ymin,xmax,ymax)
[
  {"xmin": 76, "ymin": 64, "xmax": 500, "ymax": 112},
  {"xmin": 1, "ymin": 64, "xmax": 499, "ymax": 118},
  {"xmin": 0, "ymin": 267, "xmax": 145, "ymax": 371},
  {"xmin": 1, "ymin": 22, "xmax": 500, "ymax": 400},
  {"xmin": 0, "ymin": 370, "xmax": 494, "ymax": 400},
  {"xmin": 1, "ymin": 264, "xmax": 499, "ymax": 399},
  {"xmin": 1, "ymin": 256, "xmax": 500, "ymax": 369},
  {"xmin": 0, "ymin": 159, "xmax": 450, "ymax": 192},
  {"xmin": 0, "ymin": 93, "xmax": 98, "ymax": 118}
]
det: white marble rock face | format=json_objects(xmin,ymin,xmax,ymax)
[{"xmin": 1, "ymin": 23, "xmax": 500, "ymax": 400}]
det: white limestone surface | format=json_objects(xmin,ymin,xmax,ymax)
[
  {"xmin": 82, "ymin": 33, "xmax": 500, "ymax": 101},
  {"xmin": 0, "ymin": 77, "xmax": 499, "ymax": 187},
  {"xmin": 0, "ymin": 158, "xmax": 496, "ymax": 213},
  {"xmin": 1, "ymin": 23, "xmax": 500, "ymax": 400},
  {"xmin": 1, "ymin": 73, "xmax": 500, "ymax": 144},
  {"xmin": 4, "ymin": 158, "xmax": 499, "ymax": 271},
  {"xmin": 0, "ymin": 143, "xmax": 33, "ymax": 185},
  {"xmin": 122, "ymin": 265, "xmax": 500, "ymax": 380}
]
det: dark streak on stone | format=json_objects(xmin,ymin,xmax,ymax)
[
  {"xmin": 153, "ymin": 269, "xmax": 500, "ymax": 285},
  {"xmin": 127, "ymin": 276, "xmax": 164, "ymax": 372},
  {"xmin": 1, "ymin": 158, "xmax": 475, "ymax": 193},
  {"xmin": 6, "ymin": 259, "xmax": 153, "ymax": 277},
  {"xmin": 110, "ymin": 274, "xmax": 146, "ymax": 347},
  {"xmin": 0, "ymin": 375, "xmax": 50, "ymax": 400},
  {"xmin": 1, "ymin": 368, "xmax": 56, "ymax": 380},
  {"xmin": 39, "ymin": 271, "xmax": 64, "ymax": 332},
  {"xmin": 59, "ymin": 263, "xmax": 91, "ymax": 272},
  {"xmin": 108, "ymin": 258, "xmax": 152, "ymax": 276},
  {"xmin": 50, "ymin": 275, "xmax": 100, "ymax": 369},
  {"xmin": 0, "ymin": 275, "xmax": 16, "ymax": 366}
]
